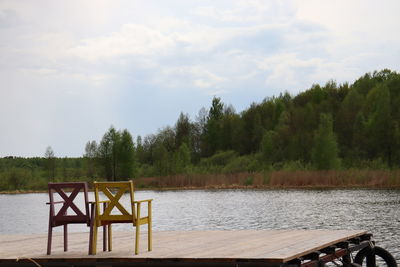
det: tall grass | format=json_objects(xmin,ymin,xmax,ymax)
[
  {"xmin": 2, "ymin": 170, "xmax": 400, "ymax": 192},
  {"xmin": 134, "ymin": 170, "xmax": 400, "ymax": 189}
]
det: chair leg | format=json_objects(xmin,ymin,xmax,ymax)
[
  {"xmin": 47, "ymin": 213, "xmax": 52, "ymax": 255},
  {"xmin": 89, "ymin": 224, "xmax": 94, "ymax": 255},
  {"xmin": 89, "ymin": 203, "xmax": 95, "ymax": 255},
  {"xmin": 92, "ymin": 224, "xmax": 98, "ymax": 255},
  {"xmin": 148, "ymin": 221, "xmax": 152, "ymax": 251},
  {"xmin": 108, "ymin": 224, "xmax": 112, "ymax": 251},
  {"xmin": 103, "ymin": 224, "xmax": 107, "ymax": 252},
  {"xmin": 63, "ymin": 224, "xmax": 68, "ymax": 252},
  {"xmin": 148, "ymin": 202, "xmax": 152, "ymax": 252},
  {"xmin": 135, "ymin": 222, "xmax": 140, "ymax": 255},
  {"xmin": 102, "ymin": 202, "xmax": 107, "ymax": 252}
]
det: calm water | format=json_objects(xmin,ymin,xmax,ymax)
[{"xmin": 0, "ymin": 189, "xmax": 399, "ymax": 260}]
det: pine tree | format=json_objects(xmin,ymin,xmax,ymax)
[
  {"xmin": 203, "ymin": 97, "xmax": 224, "ymax": 156},
  {"xmin": 118, "ymin": 130, "xmax": 135, "ymax": 178}
]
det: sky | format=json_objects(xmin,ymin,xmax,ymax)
[{"xmin": 0, "ymin": 0, "xmax": 399, "ymax": 157}]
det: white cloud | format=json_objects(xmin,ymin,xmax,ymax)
[
  {"xmin": 255, "ymin": 53, "xmax": 323, "ymax": 90},
  {"xmin": 0, "ymin": 9, "xmax": 20, "ymax": 27},
  {"xmin": 294, "ymin": 0, "xmax": 400, "ymax": 44},
  {"xmin": 159, "ymin": 65, "xmax": 225, "ymax": 92},
  {"xmin": 19, "ymin": 67, "xmax": 113, "ymax": 87},
  {"xmin": 69, "ymin": 24, "xmax": 176, "ymax": 61},
  {"xmin": 22, "ymin": 68, "xmax": 57, "ymax": 76},
  {"xmin": 193, "ymin": 0, "xmax": 294, "ymax": 23},
  {"xmin": 0, "ymin": 0, "xmax": 399, "ymax": 156}
]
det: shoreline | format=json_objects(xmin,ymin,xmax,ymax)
[
  {"xmin": 2, "ymin": 184, "xmax": 400, "ymax": 194},
  {"xmin": 2, "ymin": 169, "xmax": 400, "ymax": 194}
]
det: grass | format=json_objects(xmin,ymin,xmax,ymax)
[{"xmin": 132, "ymin": 170, "xmax": 400, "ymax": 190}]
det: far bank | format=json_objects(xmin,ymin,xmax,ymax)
[{"xmin": 1, "ymin": 170, "xmax": 400, "ymax": 194}]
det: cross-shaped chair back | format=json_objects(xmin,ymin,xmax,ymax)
[
  {"xmin": 48, "ymin": 182, "xmax": 90, "ymax": 227},
  {"xmin": 93, "ymin": 181, "xmax": 136, "ymax": 224}
]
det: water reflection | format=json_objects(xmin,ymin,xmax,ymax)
[{"xmin": 0, "ymin": 189, "xmax": 399, "ymax": 260}]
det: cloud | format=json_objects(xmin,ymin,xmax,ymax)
[
  {"xmin": 67, "ymin": 21, "xmax": 243, "ymax": 62},
  {"xmin": 22, "ymin": 67, "xmax": 58, "ymax": 76},
  {"xmin": 0, "ymin": 9, "xmax": 20, "ymax": 28},
  {"xmin": 157, "ymin": 65, "xmax": 225, "ymax": 93},
  {"xmin": 69, "ymin": 24, "xmax": 176, "ymax": 61},
  {"xmin": 193, "ymin": 0, "xmax": 295, "ymax": 23},
  {"xmin": 19, "ymin": 67, "xmax": 113, "ymax": 87},
  {"xmin": 0, "ymin": 0, "xmax": 399, "ymax": 156},
  {"xmin": 62, "ymin": 19, "xmax": 292, "ymax": 94}
]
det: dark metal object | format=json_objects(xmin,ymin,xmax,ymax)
[
  {"xmin": 294, "ymin": 234, "xmax": 375, "ymax": 267},
  {"xmin": 355, "ymin": 246, "xmax": 397, "ymax": 267}
]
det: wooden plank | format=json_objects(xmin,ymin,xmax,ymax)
[
  {"xmin": 0, "ymin": 230, "xmax": 367, "ymax": 263},
  {"xmin": 186, "ymin": 230, "xmax": 310, "ymax": 258},
  {"xmin": 263, "ymin": 230, "xmax": 367, "ymax": 262}
]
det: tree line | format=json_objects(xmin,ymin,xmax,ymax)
[{"xmin": 1, "ymin": 69, "xmax": 399, "ymax": 189}]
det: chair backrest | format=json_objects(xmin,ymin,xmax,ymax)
[
  {"xmin": 93, "ymin": 181, "xmax": 136, "ymax": 223},
  {"xmin": 48, "ymin": 182, "xmax": 90, "ymax": 226}
]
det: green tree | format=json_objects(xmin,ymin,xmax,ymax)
[
  {"xmin": 203, "ymin": 97, "xmax": 224, "ymax": 156},
  {"xmin": 118, "ymin": 130, "xmax": 135, "ymax": 178},
  {"xmin": 153, "ymin": 142, "xmax": 170, "ymax": 176},
  {"xmin": 362, "ymin": 84, "xmax": 393, "ymax": 165},
  {"xmin": 241, "ymin": 104, "xmax": 264, "ymax": 154},
  {"xmin": 97, "ymin": 126, "xmax": 121, "ymax": 181},
  {"xmin": 260, "ymin": 130, "xmax": 278, "ymax": 165},
  {"xmin": 173, "ymin": 142, "xmax": 191, "ymax": 173},
  {"xmin": 45, "ymin": 146, "xmax": 56, "ymax": 181},
  {"xmin": 97, "ymin": 127, "xmax": 136, "ymax": 180},
  {"xmin": 175, "ymin": 112, "xmax": 192, "ymax": 149},
  {"xmin": 336, "ymin": 88, "xmax": 364, "ymax": 161},
  {"xmin": 136, "ymin": 136, "xmax": 145, "ymax": 164},
  {"xmin": 84, "ymin": 140, "xmax": 97, "ymax": 178},
  {"xmin": 274, "ymin": 110, "xmax": 293, "ymax": 162},
  {"xmin": 220, "ymin": 105, "xmax": 239, "ymax": 151},
  {"xmin": 311, "ymin": 113, "xmax": 341, "ymax": 170}
]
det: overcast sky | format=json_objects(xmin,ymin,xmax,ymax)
[{"xmin": 0, "ymin": 0, "xmax": 399, "ymax": 157}]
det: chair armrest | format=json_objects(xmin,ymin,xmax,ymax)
[
  {"xmin": 133, "ymin": 199, "xmax": 153, "ymax": 204},
  {"xmin": 46, "ymin": 201, "xmax": 65, "ymax": 205}
]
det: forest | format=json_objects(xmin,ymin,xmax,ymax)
[{"xmin": 1, "ymin": 69, "xmax": 400, "ymax": 191}]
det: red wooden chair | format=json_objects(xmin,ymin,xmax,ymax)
[{"xmin": 46, "ymin": 182, "xmax": 93, "ymax": 255}]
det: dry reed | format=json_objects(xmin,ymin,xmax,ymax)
[{"xmin": 134, "ymin": 170, "xmax": 400, "ymax": 189}]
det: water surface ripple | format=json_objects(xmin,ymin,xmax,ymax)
[{"xmin": 0, "ymin": 189, "xmax": 399, "ymax": 261}]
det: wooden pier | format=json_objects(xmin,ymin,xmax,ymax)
[{"xmin": 0, "ymin": 230, "xmax": 376, "ymax": 266}]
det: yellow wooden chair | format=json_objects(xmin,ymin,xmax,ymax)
[{"xmin": 91, "ymin": 181, "xmax": 152, "ymax": 255}]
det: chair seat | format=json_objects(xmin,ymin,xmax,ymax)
[
  {"xmin": 54, "ymin": 215, "xmax": 89, "ymax": 223},
  {"xmin": 99, "ymin": 217, "xmax": 149, "ymax": 226},
  {"xmin": 53, "ymin": 220, "xmax": 89, "ymax": 227}
]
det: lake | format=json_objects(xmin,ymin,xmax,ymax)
[{"xmin": 0, "ymin": 189, "xmax": 399, "ymax": 260}]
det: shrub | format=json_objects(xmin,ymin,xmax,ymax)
[
  {"xmin": 282, "ymin": 160, "xmax": 308, "ymax": 171},
  {"xmin": 244, "ymin": 176, "xmax": 254, "ymax": 186}
]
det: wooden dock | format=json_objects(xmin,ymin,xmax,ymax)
[{"xmin": 0, "ymin": 230, "xmax": 369, "ymax": 266}]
